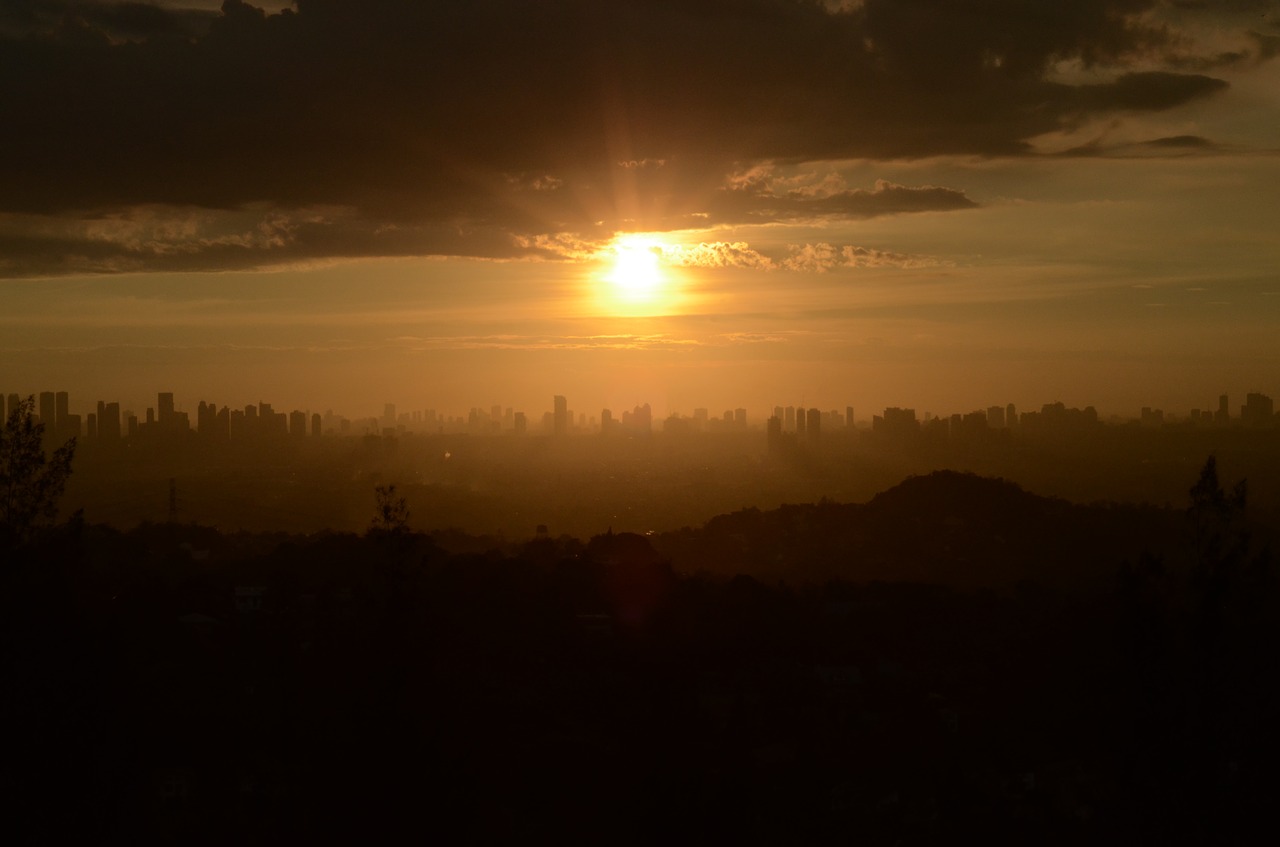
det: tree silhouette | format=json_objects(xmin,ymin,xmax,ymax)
[
  {"xmin": 370, "ymin": 484, "xmax": 410, "ymax": 535},
  {"xmin": 1187, "ymin": 455, "xmax": 1251, "ymax": 610},
  {"xmin": 0, "ymin": 395, "xmax": 76, "ymax": 548}
]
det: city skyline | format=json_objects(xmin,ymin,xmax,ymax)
[
  {"xmin": 7, "ymin": 385, "xmax": 1280, "ymax": 441},
  {"xmin": 2, "ymin": 2, "xmax": 1279, "ymax": 413}
]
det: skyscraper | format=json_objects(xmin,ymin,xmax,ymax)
[
  {"xmin": 99, "ymin": 404, "xmax": 121, "ymax": 445},
  {"xmin": 1242, "ymin": 392, "xmax": 1274, "ymax": 428},
  {"xmin": 39, "ymin": 391, "xmax": 55, "ymax": 428},
  {"xmin": 55, "ymin": 391, "xmax": 69, "ymax": 434},
  {"xmin": 553, "ymin": 395, "xmax": 567, "ymax": 436},
  {"xmin": 158, "ymin": 391, "xmax": 175, "ymax": 428}
]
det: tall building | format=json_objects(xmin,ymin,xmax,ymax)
[
  {"xmin": 846, "ymin": 406, "xmax": 854, "ymax": 429},
  {"xmin": 601, "ymin": 408, "xmax": 613, "ymax": 434},
  {"xmin": 55, "ymin": 391, "xmax": 69, "ymax": 433},
  {"xmin": 39, "ymin": 391, "xmax": 55, "ymax": 428},
  {"xmin": 734, "ymin": 408, "xmax": 747, "ymax": 429},
  {"xmin": 874, "ymin": 407, "xmax": 919, "ymax": 437},
  {"xmin": 806, "ymin": 407, "xmax": 821, "ymax": 438},
  {"xmin": 198, "ymin": 401, "xmax": 213, "ymax": 436},
  {"xmin": 553, "ymin": 395, "xmax": 568, "ymax": 436},
  {"xmin": 766, "ymin": 415, "xmax": 783, "ymax": 453},
  {"xmin": 290, "ymin": 410, "xmax": 307, "ymax": 438},
  {"xmin": 1242, "ymin": 392, "xmax": 1274, "ymax": 428},
  {"xmin": 795, "ymin": 407, "xmax": 806, "ymax": 437},
  {"xmin": 1216, "ymin": 394, "xmax": 1230, "ymax": 425},
  {"xmin": 621, "ymin": 403, "xmax": 652, "ymax": 434},
  {"xmin": 158, "ymin": 392, "xmax": 175, "ymax": 429}
]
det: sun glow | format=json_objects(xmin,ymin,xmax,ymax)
[{"xmin": 599, "ymin": 234, "xmax": 678, "ymax": 315}]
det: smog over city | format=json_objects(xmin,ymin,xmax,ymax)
[{"xmin": 4, "ymin": 1, "xmax": 1280, "ymax": 841}]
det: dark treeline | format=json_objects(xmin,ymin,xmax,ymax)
[{"xmin": 3, "ymin": 466, "xmax": 1278, "ymax": 842}]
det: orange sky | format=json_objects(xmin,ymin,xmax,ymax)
[{"xmin": 2, "ymin": 2, "xmax": 1279, "ymax": 421}]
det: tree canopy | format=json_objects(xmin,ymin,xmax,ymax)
[{"xmin": 0, "ymin": 395, "xmax": 76, "ymax": 549}]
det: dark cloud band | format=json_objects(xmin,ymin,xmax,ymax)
[{"xmin": 0, "ymin": 0, "xmax": 1264, "ymax": 275}]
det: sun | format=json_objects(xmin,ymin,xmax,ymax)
[
  {"xmin": 606, "ymin": 236, "xmax": 665, "ymax": 300},
  {"xmin": 598, "ymin": 234, "xmax": 678, "ymax": 314}
]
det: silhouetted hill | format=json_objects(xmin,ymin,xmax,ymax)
[
  {"xmin": 865, "ymin": 470, "xmax": 1048, "ymax": 521},
  {"xmin": 654, "ymin": 471, "xmax": 1186, "ymax": 589}
]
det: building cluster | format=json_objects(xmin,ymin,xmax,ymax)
[
  {"xmin": 1177, "ymin": 393, "xmax": 1276, "ymax": 429},
  {"xmin": 865, "ymin": 402, "xmax": 1097, "ymax": 441},
  {"xmin": 1, "ymin": 391, "xmax": 333, "ymax": 446},
  {"xmin": 764, "ymin": 405, "xmax": 855, "ymax": 451},
  {"xmin": 3, "ymin": 389, "xmax": 1277, "ymax": 449},
  {"xmin": 861, "ymin": 393, "xmax": 1280, "ymax": 442}
]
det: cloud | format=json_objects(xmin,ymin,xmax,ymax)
[
  {"xmin": 783, "ymin": 243, "xmax": 846, "ymax": 273},
  {"xmin": 1053, "ymin": 132, "xmax": 1223, "ymax": 157},
  {"xmin": 0, "ymin": 0, "xmax": 1267, "ymax": 275},
  {"xmin": 1144, "ymin": 134, "xmax": 1217, "ymax": 147},
  {"xmin": 1075, "ymin": 71, "xmax": 1229, "ymax": 110},
  {"xmin": 663, "ymin": 242, "xmax": 775, "ymax": 270},
  {"xmin": 781, "ymin": 242, "xmax": 948, "ymax": 272},
  {"xmin": 0, "ymin": 1, "xmax": 219, "ymax": 40},
  {"xmin": 0, "ymin": 205, "xmax": 540, "ymax": 277},
  {"xmin": 695, "ymin": 177, "xmax": 978, "ymax": 227},
  {"xmin": 840, "ymin": 245, "xmax": 944, "ymax": 269},
  {"xmin": 657, "ymin": 239, "xmax": 942, "ymax": 273}
]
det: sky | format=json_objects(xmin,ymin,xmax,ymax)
[{"xmin": 2, "ymin": 0, "xmax": 1279, "ymax": 422}]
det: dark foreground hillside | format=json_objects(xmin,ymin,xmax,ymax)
[
  {"xmin": 2, "ymin": 468, "xmax": 1277, "ymax": 843},
  {"xmin": 654, "ymin": 471, "xmax": 1193, "ymax": 589}
]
